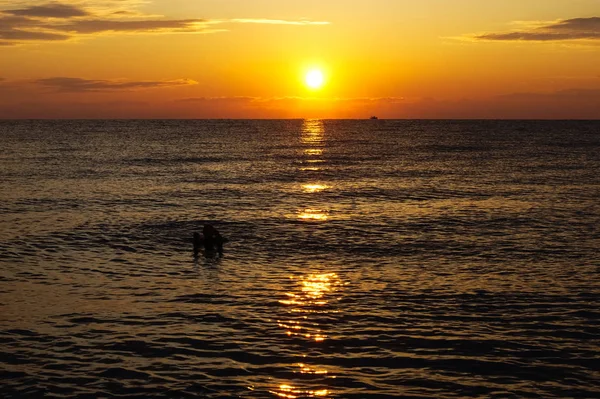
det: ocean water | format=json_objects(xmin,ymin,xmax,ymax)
[{"xmin": 0, "ymin": 119, "xmax": 599, "ymax": 398}]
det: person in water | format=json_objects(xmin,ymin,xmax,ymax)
[{"xmin": 194, "ymin": 224, "xmax": 225, "ymax": 257}]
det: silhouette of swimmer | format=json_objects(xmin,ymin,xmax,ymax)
[{"xmin": 193, "ymin": 224, "xmax": 226, "ymax": 257}]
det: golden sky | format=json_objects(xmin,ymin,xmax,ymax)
[{"xmin": 1, "ymin": 0, "xmax": 599, "ymax": 118}]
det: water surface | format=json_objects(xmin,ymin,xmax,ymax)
[{"xmin": 1, "ymin": 120, "xmax": 599, "ymax": 398}]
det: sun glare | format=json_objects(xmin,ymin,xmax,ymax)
[{"xmin": 305, "ymin": 69, "xmax": 325, "ymax": 90}]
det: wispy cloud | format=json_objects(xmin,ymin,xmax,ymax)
[
  {"xmin": 172, "ymin": 96, "xmax": 408, "ymax": 119},
  {"xmin": 472, "ymin": 17, "xmax": 600, "ymax": 42},
  {"xmin": 35, "ymin": 77, "xmax": 198, "ymax": 92},
  {"xmin": 176, "ymin": 96, "xmax": 404, "ymax": 105},
  {"xmin": 2, "ymin": 88, "xmax": 599, "ymax": 119},
  {"xmin": 0, "ymin": 1, "xmax": 330, "ymax": 46},
  {"xmin": 176, "ymin": 96, "xmax": 257, "ymax": 104},
  {"xmin": 0, "ymin": 29, "xmax": 69, "ymax": 41},
  {"xmin": 4, "ymin": 3, "xmax": 89, "ymax": 18},
  {"xmin": 229, "ymin": 18, "xmax": 330, "ymax": 26},
  {"xmin": 498, "ymin": 88, "xmax": 600, "ymax": 100},
  {"xmin": 54, "ymin": 19, "xmax": 209, "ymax": 34}
]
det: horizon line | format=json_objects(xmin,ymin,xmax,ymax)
[{"xmin": 1, "ymin": 118, "xmax": 599, "ymax": 121}]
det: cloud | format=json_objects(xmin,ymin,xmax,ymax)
[
  {"xmin": 4, "ymin": 3, "xmax": 89, "ymax": 18},
  {"xmin": 175, "ymin": 91, "xmax": 600, "ymax": 119},
  {"xmin": 498, "ymin": 88, "xmax": 600, "ymax": 100},
  {"xmin": 177, "ymin": 96, "xmax": 257, "ymax": 104},
  {"xmin": 0, "ymin": 99, "xmax": 153, "ymax": 119},
  {"xmin": 0, "ymin": 29, "xmax": 69, "ymax": 41},
  {"xmin": 172, "ymin": 96, "xmax": 408, "ymax": 119},
  {"xmin": 395, "ymin": 89, "xmax": 600, "ymax": 119},
  {"xmin": 34, "ymin": 77, "xmax": 198, "ymax": 92},
  {"xmin": 0, "ymin": 1, "xmax": 330, "ymax": 46},
  {"xmin": 0, "ymin": 13, "xmax": 47, "ymax": 28},
  {"xmin": 177, "ymin": 96, "xmax": 404, "ymax": 106},
  {"xmin": 473, "ymin": 17, "xmax": 600, "ymax": 41},
  {"xmin": 54, "ymin": 18, "xmax": 208, "ymax": 34},
  {"xmin": 229, "ymin": 18, "xmax": 330, "ymax": 26},
  {"xmin": 1, "ymin": 89, "xmax": 599, "ymax": 119}
]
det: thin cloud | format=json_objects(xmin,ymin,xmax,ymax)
[
  {"xmin": 0, "ymin": 1, "xmax": 330, "ymax": 46},
  {"xmin": 473, "ymin": 17, "xmax": 600, "ymax": 41},
  {"xmin": 0, "ymin": 29, "xmax": 69, "ymax": 41},
  {"xmin": 35, "ymin": 77, "xmax": 198, "ymax": 92},
  {"xmin": 1, "ymin": 13, "xmax": 47, "ymax": 28},
  {"xmin": 2, "ymin": 88, "xmax": 599, "ymax": 119},
  {"xmin": 498, "ymin": 88, "xmax": 600, "ymax": 100},
  {"xmin": 229, "ymin": 18, "xmax": 330, "ymax": 26},
  {"xmin": 115, "ymin": 91, "xmax": 600, "ymax": 119},
  {"xmin": 54, "ymin": 19, "xmax": 209, "ymax": 34},
  {"xmin": 177, "ymin": 96, "xmax": 257, "ymax": 103},
  {"xmin": 4, "ymin": 3, "xmax": 89, "ymax": 18},
  {"xmin": 176, "ymin": 96, "xmax": 402, "ymax": 104}
]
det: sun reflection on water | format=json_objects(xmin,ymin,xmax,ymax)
[
  {"xmin": 300, "ymin": 119, "xmax": 326, "ymax": 173},
  {"xmin": 301, "ymin": 119, "xmax": 325, "ymax": 145},
  {"xmin": 278, "ymin": 272, "xmax": 342, "ymax": 342},
  {"xmin": 271, "ymin": 120, "xmax": 338, "ymax": 395},
  {"xmin": 297, "ymin": 120, "xmax": 332, "ymax": 222},
  {"xmin": 298, "ymin": 209, "xmax": 329, "ymax": 221},
  {"xmin": 302, "ymin": 184, "xmax": 329, "ymax": 193},
  {"xmin": 304, "ymin": 149, "xmax": 324, "ymax": 156},
  {"xmin": 300, "ymin": 166, "xmax": 321, "ymax": 171},
  {"xmin": 269, "ymin": 362, "xmax": 333, "ymax": 398},
  {"xmin": 301, "ymin": 273, "xmax": 337, "ymax": 300},
  {"xmin": 271, "ymin": 384, "xmax": 330, "ymax": 398},
  {"xmin": 296, "ymin": 363, "xmax": 329, "ymax": 375}
]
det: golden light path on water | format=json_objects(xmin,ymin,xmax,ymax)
[
  {"xmin": 301, "ymin": 119, "xmax": 325, "ymax": 145},
  {"xmin": 298, "ymin": 209, "xmax": 329, "ymax": 221},
  {"xmin": 302, "ymin": 184, "xmax": 330, "ymax": 193},
  {"xmin": 273, "ymin": 384, "xmax": 330, "ymax": 398},
  {"xmin": 271, "ymin": 272, "xmax": 343, "ymax": 398},
  {"xmin": 300, "ymin": 166, "xmax": 321, "ymax": 171},
  {"xmin": 304, "ymin": 149, "xmax": 324, "ymax": 156},
  {"xmin": 269, "ymin": 119, "xmax": 338, "ymax": 398},
  {"xmin": 297, "ymin": 119, "xmax": 330, "ymax": 222}
]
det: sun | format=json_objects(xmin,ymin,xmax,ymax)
[{"xmin": 305, "ymin": 69, "xmax": 325, "ymax": 90}]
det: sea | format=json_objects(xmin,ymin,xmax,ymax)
[{"xmin": 0, "ymin": 119, "xmax": 599, "ymax": 398}]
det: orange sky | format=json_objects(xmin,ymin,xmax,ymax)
[{"xmin": 1, "ymin": 0, "xmax": 599, "ymax": 119}]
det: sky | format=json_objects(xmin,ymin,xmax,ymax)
[{"xmin": 0, "ymin": 0, "xmax": 599, "ymax": 119}]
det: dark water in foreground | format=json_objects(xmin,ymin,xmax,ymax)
[{"xmin": 0, "ymin": 120, "xmax": 599, "ymax": 398}]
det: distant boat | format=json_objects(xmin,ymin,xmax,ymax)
[{"xmin": 370, "ymin": 116, "xmax": 379, "ymax": 120}]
